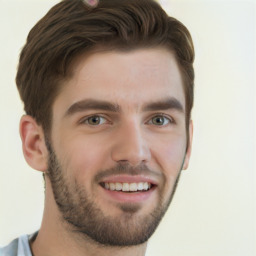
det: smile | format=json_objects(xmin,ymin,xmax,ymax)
[
  {"xmin": 99, "ymin": 175, "xmax": 157, "ymax": 203},
  {"xmin": 102, "ymin": 182, "xmax": 152, "ymax": 192}
]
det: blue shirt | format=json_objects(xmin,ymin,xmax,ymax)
[{"xmin": 0, "ymin": 233, "xmax": 37, "ymax": 256}]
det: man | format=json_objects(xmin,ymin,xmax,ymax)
[{"xmin": 1, "ymin": 0, "xmax": 194, "ymax": 255}]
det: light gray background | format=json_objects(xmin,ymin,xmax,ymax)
[{"xmin": 0, "ymin": 0, "xmax": 255, "ymax": 255}]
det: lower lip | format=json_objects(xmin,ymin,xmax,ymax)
[{"xmin": 100, "ymin": 186, "xmax": 156, "ymax": 203}]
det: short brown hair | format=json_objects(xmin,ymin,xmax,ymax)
[{"xmin": 16, "ymin": 0, "xmax": 194, "ymax": 134}]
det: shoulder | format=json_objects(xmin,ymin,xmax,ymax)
[
  {"xmin": 0, "ymin": 232, "xmax": 37, "ymax": 256},
  {"xmin": 0, "ymin": 237, "xmax": 19, "ymax": 256}
]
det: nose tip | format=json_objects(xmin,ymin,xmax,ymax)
[
  {"xmin": 111, "ymin": 125, "xmax": 151, "ymax": 166},
  {"xmin": 115, "ymin": 147, "xmax": 150, "ymax": 166}
]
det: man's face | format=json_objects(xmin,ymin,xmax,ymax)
[{"xmin": 46, "ymin": 48, "xmax": 192, "ymax": 246}]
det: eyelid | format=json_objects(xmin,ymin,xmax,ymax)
[
  {"xmin": 79, "ymin": 114, "xmax": 111, "ymax": 125},
  {"xmin": 78, "ymin": 113, "xmax": 174, "ymax": 126},
  {"xmin": 147, "ymin": 113, "xmax": 175, "ymax": 125}
]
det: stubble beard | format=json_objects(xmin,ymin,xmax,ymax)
[{"xmin": 45, "ymin": 140, "xmax": 182, "ymax": 247}]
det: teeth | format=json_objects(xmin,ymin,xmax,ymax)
[
  {"xmin": 115, "ymin": 182, "xmax": 122, "ymax": 191},
  {"xmin": 143, "ymin": 182, "xmax": 150, "ymax": 190},
  {"xmin": 138, "ymin": 182, "xmax": 144, "ymax": 190},
  {"xmin": 103, "ymin": 182, "xmax": 152, "ymax": 192},
  {"xmin": 129, "ymin": 183, "xmax": 137, "ymax": 191},
  {"xmin": 110, "ymin": 183, "xmax": 115, "ymax": 191},
  {"xmin": 122, "ymin": 183, "xmax": 130, "ymax": 192}
]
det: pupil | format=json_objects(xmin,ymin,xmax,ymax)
[
  {"xmin": 154, "ymin": 116, "xmax": 163, "ymax": 125},
  {"xmin": 90, "ymin": 116, "xmax": 100, "ymax": 124}
]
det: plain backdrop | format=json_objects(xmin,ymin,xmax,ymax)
[{"xmin": 0, "ymin": 0, "xmax": 255, "ymax": 255}]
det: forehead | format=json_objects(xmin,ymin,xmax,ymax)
[{"xmin": 54, "ymin": 48, "xmax": 185, "ymax": 113}]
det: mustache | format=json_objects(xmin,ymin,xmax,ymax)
[{"xmin": 94, "ymin": 162, "xmax": 162, "ymax": 183}]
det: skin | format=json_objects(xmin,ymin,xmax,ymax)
[{"xmin": 20, "ymin": 47, "xmax": 193, "ymax": 256}]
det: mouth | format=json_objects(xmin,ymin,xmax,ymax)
[
  {"xmin": 100, "ymin": 182, "xmax": 154, "ymax": 193},
  {"xmin": 99, "ymin": 177, "xmax": 157, "ymax": 203}
]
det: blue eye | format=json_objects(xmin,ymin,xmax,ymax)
[
  {"xmin": 150, "ymin": 115, "xmax": 172, "ymax": 126},
  {"xmin": 84, "ymin": 115, "xmax": 107, "ymax": 125}
]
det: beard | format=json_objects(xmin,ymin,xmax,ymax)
[{"xmin": 45, "ymin": 140, "xmax": 182, "ymax": 247}]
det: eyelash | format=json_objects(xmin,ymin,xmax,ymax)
[
  {"xmin": 79, "ymin": 113, "xmax": 174, "ymax": 126},
  {"xmin": 80, "ymin": 115, "xmax": 110, "ymax": 126},
  {"xmin": 147, "ymin": 113, "xmax": 174, "ymax": 126}
]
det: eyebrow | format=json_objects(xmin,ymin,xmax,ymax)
[
  {"xmin": 65, "ymin": 99, "xmax": 121, "ymax": 116},
  {"xmin": 65, "ymin": 97, "xmax": 184, "ymax": 117},
  {"xmin": 142, "ymin": 97, "xmax": 184, "ymax": 113}
]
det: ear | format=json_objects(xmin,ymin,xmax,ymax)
[
  {"xmin": 19, "ymin": 115, "xmax": 48, "ymax": 172},
  {"xmin": 182, "ymin": 120, "xmax": 193, "ymax": 170}
]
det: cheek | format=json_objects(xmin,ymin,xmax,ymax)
[
  {"xmin": 55, "ymin": 135, "xmax": 110, "ymax": 184},
  {"xmin": 150, "ymin": 135, "xmax": 186, "ymax": 191}
]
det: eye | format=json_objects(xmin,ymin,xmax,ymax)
[
  {"xmin": 149, "ymin": 115, "xmax": 173, "ymax": 126},
  {"xmin": 83, "ymin": 115, "xmax": 107, "ymax": 125}
]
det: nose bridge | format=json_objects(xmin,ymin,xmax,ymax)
[{"xmin": 111, "ymin": 119, "xmax": 151, "ymax": 166}]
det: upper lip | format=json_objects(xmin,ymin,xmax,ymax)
[{"xmin": 99, "ymin": 175, "xmax": 158, "ymax": 186}]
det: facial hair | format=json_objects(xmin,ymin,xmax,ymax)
[{"xmin": 45, "ymin": 140, "xmax": 182, "ymax": 247}]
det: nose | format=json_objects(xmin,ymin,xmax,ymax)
[{"xmin": 111, "ymin": 121, "xmax": 151, "ymax": 166}]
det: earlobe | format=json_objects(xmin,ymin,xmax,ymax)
[
  {"xmin": 182, "ymin": 120, "xmax": 193, "ymax": 170},
  {"xmin": 19, "ymin": 115, "xmax": 48, "ymax": 172}
]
